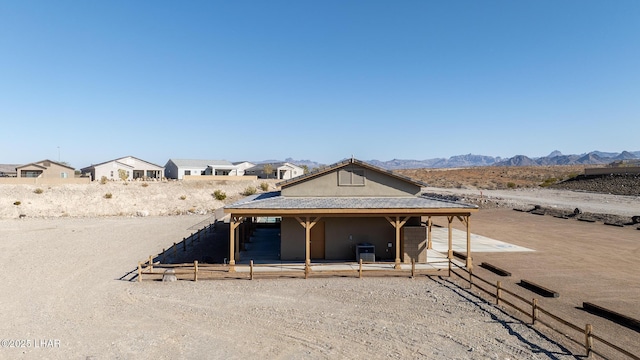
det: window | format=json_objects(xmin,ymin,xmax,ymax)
[
  {"xmin": 110, "ymin": 171, "xmax": 114, "ymax": 177},
  {"xmin": 338, "ymin": 169, "xmax": 365, "ymax": 186},
  {"xmin": 185, "ymin": 170, "xmax": 191, "ymax": 175},
  {"xmin": 60, "ymin": 172, "xmax": 68, "ymax": 179}
]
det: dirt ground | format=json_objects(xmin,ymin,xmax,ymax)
[
  {"xmin": 433, "ymin": 208, "xmax": 640, "ymax": 357},
  {"xmin": 1, "ymin": 215, "xmax": 584, "ymax": 360}
]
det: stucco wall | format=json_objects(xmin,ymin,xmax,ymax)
[
  {"xmin": 282, "ymin": 164, "xmax": 420, "ymax": 197},
  {"xmin": 280, "ymin": 216, "xmax": 422, "ymax": 261},
  {"xmin": 0, "ymin": 177, "xmax": 90, "ymax": 185}
]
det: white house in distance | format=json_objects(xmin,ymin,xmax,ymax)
[
  {"xmin": 81, "ymin": 156, "xmax": 164, "ymax": 181},
  {"xmin": 244, "ymin": 162, "xmax": 304, "ymax": 180},
  {"xmin": 164, "ymin": 159, "xmax": 253, "ymax": 180}
]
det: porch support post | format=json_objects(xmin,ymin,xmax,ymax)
[
  {"xmin": 228, "ymin": 216, "xmax": 244, "ymax": 272},
  {"xmin": 296, "ymin": 217, "xmax": 321, "ymax": 268},
  {"xmin": 386, "ymin": 216, "xmax": 410, "ymax": 269},
  {"xmin": 447, "ymin": 216, "xmax": 453, "ymax": 261},
  {"xmin": 427, "ymin": 216, "xmax": 433, "ymax": 249},
  {"xmin": 465, "ymin": 215, "xmax": 472, "ymax": 269}
]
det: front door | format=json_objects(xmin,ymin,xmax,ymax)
[{"xmin": 310, "ymin": 221, "xmax": 325, "ymax": 260}]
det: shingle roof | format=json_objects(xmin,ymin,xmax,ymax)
[
  {"xmin": 169, "ymin": 159, "xmax": 233, "ymax": 167},
  {"xmin": 226, "ymin": 191, "xmax": 477, "ymax": 210}
]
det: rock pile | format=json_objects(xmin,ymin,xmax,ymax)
[{"xmin": 551, "ymin": 174, "xmax": 640, "ymax": 196}]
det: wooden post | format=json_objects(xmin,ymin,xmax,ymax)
[
  {"xmin": 496, "ymin": 281, "xmax": 502, "ymax": 305},
  {"xmin": 148, "ymin": 255, "xmax": 153, "ymax": 271},
  {"xmin": 137, "ymin": 262, "xmax": 142, "ymax": 282},
  {"xmin": 194, "ymin": 260, "xmax": 198, "ymax": 282},
  {"xmin": 250, "ymin": 260, "xmax": 254, "ymax": 280},
  {"xmin": 532, "ymin": 298, "xmax": 538, "ymax": 325},
  {"xmin": 427, "ymin": 216, "xmax": 432, "ymax": 249},
  {"xmin": 585, "ymin": 324, "xmax": 593, "ymax": 357},
  {"xmin": 359, "ymin": 259, "xmax": 363, "ymax": 279},
  {"xmin": 304, "ymin": 263, "xmax": 309, "ymax": 279},
  {"xmin": 412, "ymin": 259, "xmax": 417, "ymax": 278}
]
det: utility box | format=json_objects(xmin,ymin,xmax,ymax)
[
  {"xmin": 402, "ymin": 226, "xmax": 427, "ymax": 263},
  {"xmin": 356, "ymin": 243, "xmax": 375, "ymax": 262}
]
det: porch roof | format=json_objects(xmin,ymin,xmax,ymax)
[{"xmin": 224, "ymin": 191, "xmax": 478, "ymax": 215}]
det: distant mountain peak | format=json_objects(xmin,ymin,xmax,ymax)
[{"xmin": 548, "ymin": 150, "xmax": 563, "ymax": 157}]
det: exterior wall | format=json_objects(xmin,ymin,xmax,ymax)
[
  {"xmin": 93, "ymin": 162, "xmax": 134, "ymax": 181},
  {"xmin": 280, "ymin": 217, "xmax": 306, "ymax": 261},
  {"xmin": 276, "ymin": 164, "xmax": 303, "ymax": 180},
  {"xmin": 282, "ymin": 164, "xmax": 421, "ymax": 197},
  {"xmin": 164, "ymin": 160, "xmax": 180, "ymax": 179},
  {"xmin": 183, "ymin": 175, "xmax": 258, "ymax": 181},
  {"xmin": 280, "ymin": 216, "xmax": 421, "ymax": 261},
  {"xmin": 402, "ymin": 226, "xmax": 427, "ymax": 263},
  {"xmin": 0, "ymin": 177, "xmax": 90, "ymax": 185}
]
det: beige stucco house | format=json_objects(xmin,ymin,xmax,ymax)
[
  {"xmin": 81, "ymin": 156, "xmax": 164, "ymax": 181},
  {"xmin": 15, "ymin": 160, "xmax": 75, "ymax": 179},
  {"xmin": 224, "ymin": 158, "xmax": 478, "ymax": 271}
]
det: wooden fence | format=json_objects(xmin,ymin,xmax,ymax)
[
  {"xmin": 138, "ymin": 258, "xmax": 453, "ymax": 281},
  {"xmin": 449, "ymin": 261, "xmax": 639, "ymax": 360}
]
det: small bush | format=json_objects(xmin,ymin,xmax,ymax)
[
  {"xmin": 179, "ymin": 195, "xmax": 187, "ymax": 200},
  {"xmin": 260, "ymin": 182, "xmax": 269, "ymax": 191},
  {"xmin": 104, "ymin": 193, "xmax": 112, "ymax": 199},
  {"xmin": 213, "ymin": 189, "xmax": 227, "ymax": 200},
  {"xmin": 506, "ymin": 182, "xmax": 516, "ymax": 189},
  {"xmin": 141, "ymin": 183, "xmax": 149, "ymax": 187},
  {"xmin": 100, "ymin": 176, "xmax": 108, "ymax": 184},
  {"xmin": 539, "ymin": 177, "xmax": 558, "ymax": 187},
  {"xmin": 13, "ymin": 201, "xmax": 21, "ymax": 206},
  {"xmin": 242, "ymin": 186, "xmax": 257, "ymax": 196},
  {"xmin": 34, "ymin": 188, "xmax": 44, "ymax": 194}
]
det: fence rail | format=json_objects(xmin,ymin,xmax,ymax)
[{"xmin": 449, "ymin": 261, "xmax": 639, "ymax": 360}]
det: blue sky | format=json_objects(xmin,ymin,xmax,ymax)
[{"xmin": 1, "ymin": 1, "xmax": 638, "ymax": 168}]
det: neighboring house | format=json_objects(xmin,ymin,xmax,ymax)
[
  {"xmin": 164, "ymin": 159, "xmax": 240, "ymax": 180},
  {"xmin": 81, "ymin": 156, "xmax": 164, "ymax": 181},
  {"xmin": 0, "ymin": 164, "xmax": 20, "ymax": 177},
  {"xmin": 231, "ymin": 161, "xmax": 255, "ymax": 176},
  {"xmin": 16, "ymin": 160, "xmax": 75, "ymax": 179},
  {"xmin": 244, "ymin": 162, "xmax": 304, "ymax": 180},
  {"xmin": 224, "ymin": 158, "xmax": 478, "ymax": 270}
]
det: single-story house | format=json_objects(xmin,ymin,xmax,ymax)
[
  {"xmin": 81, "ymin": 156, "xmax": 164, "ymax": 181},
  {"xmin": 244, "ymin": 162, "xmax": 304, "ymax": 180},
  {"xmin": 232, "ymin": 161, "xmax": 256, "ymax": 176},
  {"xmin": 16, "ymin": 160, "xmax": 75, "ymax": 179},
  {"xmin": 0, "ymin": 164, "xmax": 20, "ymax": 177},
  {"xmin": 164, "ymin": 159, "xmax": 244, "ymax": 179},
  {"xmin": 224, "ymin": 158, "xmax": 478, "ymax": 271}
]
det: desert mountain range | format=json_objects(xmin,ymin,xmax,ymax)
[{"xmin": 263, "ymin": 150, "xmax": 640, "ymax": 170}]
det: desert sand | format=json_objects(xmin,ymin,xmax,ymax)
[{"xmin": 1, "ymin": 179, "xmax": 638, "ymax": 359}]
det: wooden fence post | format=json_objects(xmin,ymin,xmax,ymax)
[
  {"xmin": 148, "ymin": 255, "xmax": 153, "ymax": 271},
  {"xmin": 359, "ymin": 259, "xmax": 363, "ymax": 279},
  {"xmin": 496, "ymin": 281, "xmax": 502, "ymax": 305},
  {"xmin": 585, "ymin": 324, "xmax": 593, "ymax": 357},
  {"xmin": 411, "ymin": 259, "xmax": 415, "ymax": 278},
  {"xmin": 250, "ymin": 260, "xmax": 254, "ymax": 280},
  {"xmin": 194, "ymin": 260, "xmax": 198, "ymax": 282},
  {"xmin": 137, "ymin": 262, "xmax": 142, "ymax": 282},
  {"xmin": 532, "ymin": 298, "xmax": 538, "ymax": 325}
]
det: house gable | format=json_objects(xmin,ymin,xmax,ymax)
[{"xmin": 280, "ymin": 161, "xmax": 421, "ymax": 197}]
